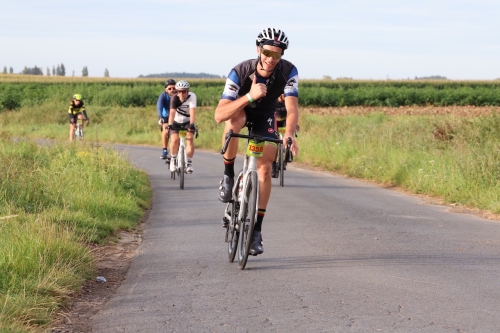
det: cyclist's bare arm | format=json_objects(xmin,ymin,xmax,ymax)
[
  {"xmin": 215, "ymin": 75, "xmax": 266, "ymax": 123},
  {"xmin": 284, "ymin": 95, "xmax": 299, "ymax": 156},
  {"xmin": 168, "ymin": 108, "xmax": 176, "ymax": 125},
  {"xmin": 189, "ymin": 107, "xmax": 196, "ymax": 125}
]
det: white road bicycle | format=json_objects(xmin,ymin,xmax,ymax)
[
  {"xmin": 170, "ymin": 127, "xmax": 198, "ymax": 190},
  {"xmin": 74, "ymin": 118, "xmax": 89, "ymax": 140},
  {"xmin": 221, "ymin": 128, "xmax": 284, "ymax": 270}
]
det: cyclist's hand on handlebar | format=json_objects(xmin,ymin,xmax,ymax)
[
  {"xmin": 285, "ymin": 136, "xmax": 299, "ymax": 157},
  {"xmin": 188, "ymin": 123, "xmax": 196, "ymax": 133},
  {"xmin": 248, "ymin": 74, "xmax": 266, "ymax": 101},
  {"xmin": 158, "ymin": 118, "xmax": 164, "ymax": 125}
]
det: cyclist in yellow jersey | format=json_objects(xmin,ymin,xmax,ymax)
[{"xmin": 68, "ymin": 94, "xmax": 90, "ymax": 142}]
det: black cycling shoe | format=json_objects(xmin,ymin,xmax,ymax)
[
  {"xmin": 249, "ymin": 231, "xmax": 264, "ymax": 256},
  {"xmin": 218, "ymin": 175, "xmax": 234, "ymax": 203},
  {"xmin": 271, "ymin": 162, "xmax": 278, "ymax": 178}
]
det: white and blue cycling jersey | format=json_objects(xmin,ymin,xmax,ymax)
[{"xmin": 220, "ymin": 59, "xmax": 299, "ymax": 115}]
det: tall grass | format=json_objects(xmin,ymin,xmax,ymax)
[
  {"xmin": 0, "ymin": 139, "xmax": 151, "ymax": 332},
  {"xmin": 297, "ymin": 111, "xmax": 500, "ymax": 213}
]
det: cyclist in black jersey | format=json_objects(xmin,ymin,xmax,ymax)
[
  {"xmin": 214, "ymin": 27, "xmax": 299, "ymax": 256},
  {"xmin": 68, "ymin": 94, "xmax": 89, "ymax": 142}
]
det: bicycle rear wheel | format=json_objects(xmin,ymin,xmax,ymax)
[
  {"xmin": 179, "ymin": 146, "xmax": 185, "ymax": 189},
  {"xmin": 238, "ymin": 171, "xmax": 258, "ymax": 270},
  {"xmin": 279, "ymin": 144, "xmax": 285, "ymax": 187}
]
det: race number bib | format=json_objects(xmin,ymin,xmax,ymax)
[{"xmin": 246, "ymin": 140, "xmax": 265, "ymax": 158}]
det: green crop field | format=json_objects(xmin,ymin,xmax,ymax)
[{"xmin": 1, "ymin": 75, "xmax": 500, "ymax": 111}]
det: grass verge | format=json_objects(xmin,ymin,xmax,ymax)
[{"xmin": 0, "ymin": 139, "xmax": 151, "ymax": 332}]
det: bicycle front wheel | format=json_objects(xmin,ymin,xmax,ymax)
[
  {"xmin": 238, "ymin": 171, "xmax": 258, "ymax": 270},
  {"xmin": 226, "ymin": 201, "xmax": 239, "ymax": 263},
  {"xmin": 179, "ymin": 146, "xmax": 185, "ymax": 189}
]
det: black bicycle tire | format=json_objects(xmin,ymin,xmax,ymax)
[
  {"xmin": 228, "ymin": 172, "xmax": 243, "ymax": 262},
  {"xmin": 238, "ymin": 171, "xmax": 258, "ymax": 270},
  {"xmin": 179, "ymin": 146, "xmax": 185, "ymax": 189},
  {"xmin": 227, "ymin": 202, "xmax": 239, "ymax": 263},
  {"xmin": 279, "ymin": 144, "xmax": 285, "ymax": 187}
]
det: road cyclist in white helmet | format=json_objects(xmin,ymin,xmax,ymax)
[
  {"xmin": 214, "ymin": 27, "xmax": 299, "ymax": 256},
  {"xmin": 168, "ymin": 80, "xmax": 197, "ymax": 174}
]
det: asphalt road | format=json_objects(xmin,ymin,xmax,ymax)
[{"xmin": 91, "ymin": 145, "xmax": 500, "ymax": 333}]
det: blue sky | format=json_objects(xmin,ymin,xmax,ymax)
[{"xmin": 2, "ymin": 0, "xmax": 499, "ymax": 79}]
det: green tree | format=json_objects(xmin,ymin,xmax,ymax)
[
  {"xmin": 104, "ymin": 68, "xmax": 109, "ymax": 77},
  {"xmin": 60, "ymin": 63, "xmax": 66, "ymax": 76},
  {"xmin": 9, "ymin": 67, "xmax": 13, "ymax": 74},
  {"xmin": 82, "ymin": 66, "xmax": 88, "ymax": 77},
  {"xmin": 52, "ymin": 66, "xmax": 56, "ymax": 76},
  {"xmin": 2, "ymin": 66, "xmax": 6, "ymax": 74},
  {"xmin": 46, "ymin": 67, "xmax": 50, "ymax": 76}
]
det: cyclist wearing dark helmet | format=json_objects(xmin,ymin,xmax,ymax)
[
  {"xmin": 214, "ymin": 27, "xmax": 299, "ymax": 256},
  {"xmin": 68, "ymin": 94, "xmax": 89, "ymax": 142},
  {"xmin": 157, "ymin": 79, "xmax": 177, "ymax": 160}
]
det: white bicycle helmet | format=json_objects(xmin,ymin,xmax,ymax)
[
  {"xmin": 175, "ymin": 80, "xmax": 190, "ymax": 90},
  {"xmin": 256, "ymin": 27, "xmax": 289, "ymax": 51}
]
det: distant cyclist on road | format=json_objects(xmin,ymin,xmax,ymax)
[
  {"xmin": 157, "ymin": 79, "xmax": 177, "ymax": 160},
  {"xmin": 214, "ymin": 27, "xmax": 299, "ymax": 256},
  {"xmin": 68, "ymin": 94, "xmax": 89, "ymax": 142},
  {"xmin": 168, "ymin": 80, "xmax": 197, "ymax": 174},
  {"xmin": 272, "ymin": 93, "xmax": 287, "ymax": 178},
  {"xmin": 272, "ymin": 92, "xmax": 300, "ymax": 178}
]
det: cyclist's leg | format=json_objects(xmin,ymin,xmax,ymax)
[
  {"xmin": 161, "ymin": 119, "xmax": 170, "ymax": 158},
  {"xmin": 186, "ymin": 131, "xmax": 194, "ymax": 158},
  {"xmin": 218, "ymin": 110, "xmax": 246, "ymax": 202},
  {"xmin": 169, "ymin": 130, "xmax": 180, "ymax": 156},
  {"xmin": 249, "ymin": 112, "xmax": 278, "ymax": 255},
  {"xmin": 221, "ymin": 109, "xmax": 246, "ymax": 161},
  {"xmin": 186, "ymin": 131, "xmax": 195, "ymax": 173},
  {"xmin": 69, "ymin": 113, "xmax": 77, "ymax": 141},
  {"xmin": 77, "ymin": 113, "xmax": 85, "ymax": 131},
  {"xmin": 256, "ymin": 144, "xmax": 277, "ymax": 211}
]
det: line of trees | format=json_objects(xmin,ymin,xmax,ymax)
[
  {"xmin": 138, "ymin": 72, "xmax": 222, "ymax": 79},
  {"xmin": 2, "ymin": 65, "xmax": 110, "ymax": 77}
]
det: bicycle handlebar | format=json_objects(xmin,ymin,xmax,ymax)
[{"xmin": 220, "ymin": 130, "xmax": 291, "ymax": 155}]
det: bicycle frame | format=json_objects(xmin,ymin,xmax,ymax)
[{"xmin": 74, "ymin": 118, "xmax": 87, "ymax": 140}]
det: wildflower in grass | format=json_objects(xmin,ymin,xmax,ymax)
[{"xmin": 77, "ymin": 151, "xmax": 88, "ymax": 158}]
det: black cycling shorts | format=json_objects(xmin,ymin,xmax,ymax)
[
  {"xmin": 244, "ymin": 110, "xmax": 278, "ymax": 140},
  {"xmin": 69, "ymin": 113, "xmax": 82, "ymax": 124},
  {"xmin": 170, "ymin": 121, "xmax": 195, "ymax": 134}
]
